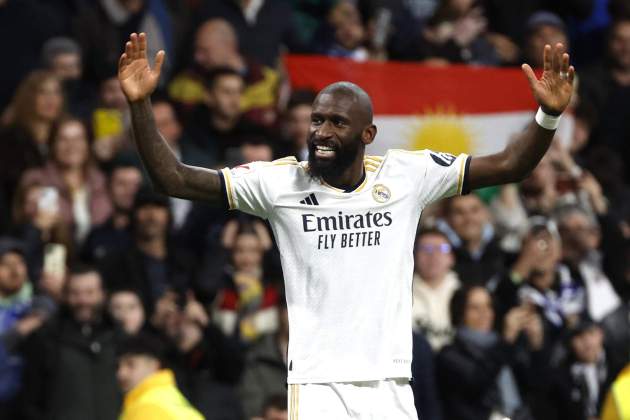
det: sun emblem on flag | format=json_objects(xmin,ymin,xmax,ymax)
[{"xmin": 406, "ymin": 107, "xmax": 477, "ymax": 155}]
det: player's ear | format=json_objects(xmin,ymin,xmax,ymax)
[{"xmin": 362, "ymin": 124, "xmax": 377, "ymax": 145}]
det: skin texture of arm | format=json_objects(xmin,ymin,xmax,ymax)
[
  {"xmin": 119, "ymin": 32, "xmax": 224, "ymax": 204},
  {"xmin": 468, "ymin": 43, "xmax": 575, "ymax": 190}
]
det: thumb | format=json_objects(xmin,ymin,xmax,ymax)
[
  {"xmin": 521, "ymin": 63, "xmax": 537, "ymax": 90},
  {"xmin": 153, "ymin": 50, "xmax": 166, "ymax": 76}
]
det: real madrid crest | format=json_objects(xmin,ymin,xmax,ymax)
[{"xmin": 372, "ymin": 184, "xmax": 391, "ymax": 203}]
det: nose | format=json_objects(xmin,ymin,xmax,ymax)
[{"xmin": 314, "ymin": 120, "xmax": 334, "ymax": 139}]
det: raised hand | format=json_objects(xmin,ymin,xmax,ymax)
[
  {"xmin": 522, "ymin": 43, "xmax": 575, "ymax": 116},
  {"xmin": 118, "ymin": 32, "xmax": 165, "ymax": 102}
]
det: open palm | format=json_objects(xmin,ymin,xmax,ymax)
[
  {"xmin": 118, "ymin": 32, "xmax": 165, "ymax": 102},
  {"xmin": 522, "ymin": 43, "xmax": 575, "ymax": 116}
]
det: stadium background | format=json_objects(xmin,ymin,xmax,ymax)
[{"xmin": 0, "ymin": 0, "xmax": 629, "ymax": 419}]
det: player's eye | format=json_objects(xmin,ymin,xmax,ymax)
[
  {"xmin": 333, "ymin": 119, "xmax": 346, "ymax": 127},
  {"xmin": 311, "ymin": 117, "xmax": 323, "ymax": 125}
]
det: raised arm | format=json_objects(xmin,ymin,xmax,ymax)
[
  {"xmin": 468, "ymin": 43, "xmax": 575, "ymax": 190},
  {"xmin": 118, "ymin": 32, "xmax": 224, "ymax": 204}
]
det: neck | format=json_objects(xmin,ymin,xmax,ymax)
[
  {"xmin": 62, "ymin": 167, "xmax": 85, "ymax": 191},
  {"xmin": 465, "ymin": 237, "xmax": 483, "ymax": 254},
  {"xmin": 323, "ymin": 155, "xmax": 365, "ymax": 191},
  {"xmin": 136, "ymin": 237, "xmax": 167, "ymax": 259},
  {"xmin": 31, "ymin": 120, "xmax": 51, "ymax": 145},
  {"xmin": 112, "ymin": 211, "xmax": 130, "ymax": 229},
  {"xmin": 210, "ymin": 112, "xmax": 238, "ymax": 132},
  {"xmin": 421, "ymin": 273, "xmax": 447, "ymax": 289}
]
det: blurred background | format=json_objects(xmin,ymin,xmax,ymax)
[{"xmin": 0, "ymin": 1, "xmax": 629, "ymax": 419}]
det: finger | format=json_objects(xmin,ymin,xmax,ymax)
[
  {"xmin": 568, "ymin": 65, "xmax": 576, "ymax": 85},
  {"xmin": 552, "ymin": 42, "xmax": 563, "ymax": 73},
  {"xmin": 139, "ymin": 32, "xmax": 147, "ymax": 58},
  {"xmin": 130, "ymin": 32, "xmax": 139, "ymax": 59},
  {"xmin": 153, "ymin": 50, "xmax": 165, "ymax": 76},
  {"xmin": 521, "ymin": 63, "xmax": 537, "ymax": 89},
  {"xmin": 561, "ymin": 52, "xmax": 570, "ymax": 73},
  {"xmin": 543, "ymin": 44, "xmax": 551, "ymax": 72},
  {"xmin": 118, "ymin": 53, "xmax": 128, "ymax": 74},
  {"xmin": 125, "ymin": 41, "xmax": 133, "ymax": 60}
]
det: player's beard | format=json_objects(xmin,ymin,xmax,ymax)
[{"xmin": 307, "ymin": 134, "xmax": 362, "ymax": 181}]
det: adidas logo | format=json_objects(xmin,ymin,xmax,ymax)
[{"xmin": 299, "ymin": 193, "xmax": 319, "ymax": 205}]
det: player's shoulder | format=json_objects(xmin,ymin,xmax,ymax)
[
  {"xmin": 229, "ymin": 156, "xmax": 303, "ymax": 176},
  {"xmin": 384, "ymin": 149, "xmax": 464, "ymax": 168}
]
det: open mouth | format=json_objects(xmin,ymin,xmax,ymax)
[{"xmin": 314, "ymin": 144, "xmax": 337, "ymax": 159}]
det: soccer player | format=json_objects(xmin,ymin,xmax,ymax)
[{"xmin": 118, "ymin": 32, "xmax": 574, "ymax": 419}]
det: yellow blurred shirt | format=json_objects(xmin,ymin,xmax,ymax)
[
  {"xmin": 120, "ymin": 369, "xmax": 204, "ymax": 420},
  {"xmin": 601, "ymin": 364, "xmax": 630, "ymax": 420}
]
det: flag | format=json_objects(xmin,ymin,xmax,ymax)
[{"xmin": 284, "ymin": 55, "xmax": 541, "ymax": 157}]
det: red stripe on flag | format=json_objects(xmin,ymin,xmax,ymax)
[{"xmin": 285, "ymin": 55, "xmax": 538, "ymax": 115}]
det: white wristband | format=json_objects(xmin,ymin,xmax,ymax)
[{"xmin": 535, "ymin": 107, "xmax": 561, "ymax": 130}]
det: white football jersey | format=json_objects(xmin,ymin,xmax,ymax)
[{"xmin": 220, "ymin": 149, "xmax": 471, "ymax": 384}]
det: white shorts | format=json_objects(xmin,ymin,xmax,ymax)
[{"xmin": 287, "ymin": 379, "xmax": 419, "ymax": 420}]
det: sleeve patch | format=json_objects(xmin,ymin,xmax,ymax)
[{"xmin": 429, "ymin": 151, "xmax": 457, "ymax": 167}]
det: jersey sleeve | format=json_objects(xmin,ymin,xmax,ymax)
[
  {"xmin": 417, "ymin": 150, "xmax": 471, "ymax": 206},
  {"xmin": 219, "ymin": 162, "xmax": 274, "ymax": 219}
]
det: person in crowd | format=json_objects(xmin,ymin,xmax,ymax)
[
  {"xmin": 420, "ymin": 0, "xmax": 500, "ymax": 65},
  {"xmin": 259, "ymin": 394, "xmax": 288, "ymax": 420},
  {"xmin": 440, "ymin": 194, "xmax": 508, "ymax": 287},
  {"xmin": 98, "ymin": 189, "xmax": 197, "ymax": 315},
  {"xmin": 601, "ymin": 362, "xmax": 630, "ymax": 420},
  {"xmin": 73, "ymin": 0, "xmax": 177, "ymax": 85},
  {"xmin": 196, "ymin": 0, "xmax": 300, "ymax": 68},
  {"xmin": 108, "ymin": 288, "xmax": 146, "ymax": 335},
  {"xmin": 184, "ymin": 67, "xmax": 271, "ymax": 167},
  {"xmin": 41, "ymin": 36, "xmax": 94, "ymax": 119},
  {"xmin": 169, "ymin": 18, "xmax": 280, "ymax": 126},
  {"xmin": 412, "ymin": 228, "xmax": 460, "ymax": 351},
  {"xmin": 0, "ymin": 71, "xmax": 64, "ymax": 232},
  {"xmin": 212, "ymin": 222, "xmax": 280, "ymax": 344},
  {"xmin": 20, "ymin": 265, "xmax": 121, "ymax": 420},
  {"xmin": 20, "ymin": 117, "xmax": 112, "ymax": 246},
  {"xmin": 601, "ymin": 297, "xmax": 630, "ymax": 376},
  {"xmin": 523, "ymin": 12, "xmax": 570, "ymax": 69},
  {"xmin": 312, "ymin": 0, "xmax": 370, "ymax": 61},
  {"xmin": 437, "ymin": 284, "xmax": 546, "ymax": 420},
  {"xmin": 240, "ymin": 300, "xmax": 289, "ymax": 419},
  {"xmin": 116, "ymin": 332, "xmax": 204, "ymax": 420},
  {"xmin": 411, "ymin": 331, "xmax": 443, "ymax": 420},
  {"xmin": 539, "ymin": 320, "xmax": 617, "ymax": 420},
  {"xmin": 157, "ymin": 290, "xmax": 245, "ymax": 420},
  {"xmin": 0, "ymin": 238, "xmax": 53, "ymax": 417},
  {"xmin": 279, "ymin": 89, "xmax": 316, "ymax": 161},
  {"xmin": 81, "ymin": 161, "xmax": 143, "ymax": 262},
  {"xmin": 579, "ymin": 17, "xmax": 630, "ymax": 184},
  {"xmin": 555, "ymin": 205, "xmax": 622, "ymax": 322}
]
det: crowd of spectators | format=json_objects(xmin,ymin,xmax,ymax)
[{"xmin": 0, "ymin": 0, "xmax": 629, "ymax": 419}]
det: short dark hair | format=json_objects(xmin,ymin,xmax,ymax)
[
  {"xmin": 449, "ymin": 283, "xmax": 489, "ymax": 327},
  {"xmin": 204, "ymin": 66, "xmax": 244, "ymax": 90},
  {"xmin": 116, "ymin": 332, "xmax": 167, "ymax": 367},
  {"xmin": 287, "ymin": 89, "xmax": 317, "ymax": 111},
  {"xmin": 68, "ymin": 263, "xmax": 99, "ymax": 278},
  {"xmin": 262, "ymin": 394, "xmax": 287, "ymax": 415},
  {"xmin": 415, "ymin": 227, "xmax": 451, "ymax": 246}
]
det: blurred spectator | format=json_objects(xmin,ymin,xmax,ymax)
[
  {"xmin": 0, "ymin": 71, "xmax": 64, "ymax": 232},
  {"xmin": 312, "ymin": 0, "xmax": 370, "ymax": 61},
  {"xmin": 159, "ymin": 291, "xmax": 245, "ymax": 420},
  {"xmin": 184, "ymin": 67, "xmax": 272, "ymax": 167},
  {"xmin": 41, "ymin": 36, "xmax": 95, "ymax": 120},
  {"xmin": 116, "ymin": 332, "xmax": 204, "ymax": 420},
  {"xmin": 411, "ymin": 331, "xmax": 443, "ymax": 420},
  {"xmin": 523, "ymin": 11, "xmax": 570, "ymax": 69},
  {"xmin": 601, "ymin": 300, "xmax": 630, "ymax": 376},
  {"xmin": 279, "ymin": 89, "xmax": 316, "ymax": 161},
  {"xmin": 212, "ymin": 221, "xmax": 279, "ymax": 344},
  {"xmin": 240, "ymin": 300, "xmax": 289, "ymax": 419},
  {"xmin": 20, "ymin": 265, "xmax": 121, "ymax": 420},
  {"xmin": 421, "ymin": 0, "xmax": 500, "ymax": 65},
  {"xmin": 0, "ymin": 0, "xmax": 63, "ymax": 111},
  {"xmin": 81, "ymin": 161, "xmax": 143, "ymax": 262},
  {"xmin": 440, "ymin": 194, "xmax": 508, "ymax": 287},
  {"xmin": 108, "ymin": 288, "xmax": 146, "ymax": 335},
  {"xmin": 555, "ymin": 205, "xmax": 621, "ymax": 321},
  {"xmin": 539, "ymin": 321, "xmax": 616, "ymax": 420},
  {"xmin": 98, "ymin": 189, "xmax": 197, "ymax": 314},
  {"xmin": 437, "ymin": 285, "xmax": 543, "ymax": 420},
  {"xmin": 600, "ymin": 362, "xmax": 630, "ymax": 420},
  {"xmin": 197, "ymin": 0, "xmax": 300, "ymax": 68},
  {"xmin": 260, "ymin": 394, "xmax": 288, "ymax": 420},
  {"xmin": 20, "ymin": 117, "xmax": 113, "ymax": 246},
  {"xmin": 412, "ymin": 228, "xmax": 460, "ymax": 351},
  {"xmin": 0, "ymin": 238, "xmax": 53, "ymax": 417},
  {"xmin": 168, "ymin": 18, "xmax": 280, "ymax": 126},
  {"xmin": 73, "ymin": 0, "xmax": 177, "ymax": 84},
  {"xmin": 579, "ymin": 17, "xmax": 630, "ymax": 184}
]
